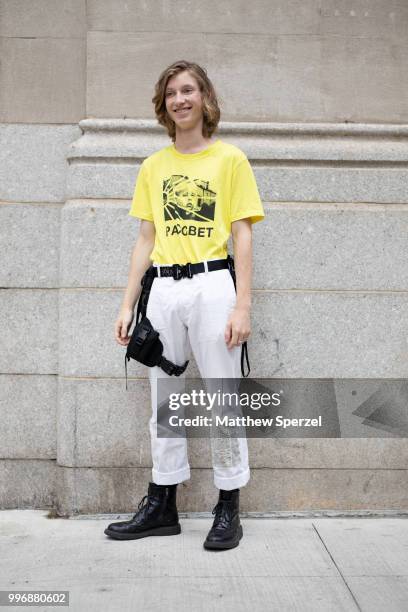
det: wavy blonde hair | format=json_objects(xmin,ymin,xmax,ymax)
[{"xmin": 152, "ymin": 60, "xmax": 221, "ymax": 142}]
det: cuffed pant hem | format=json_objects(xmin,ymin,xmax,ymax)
[
  {"xmin": 214, "ymin": 467, "xmax": 250, "ymax": 491},
  {"xmin": 152, "ymin": 466, "xmax": 191, "ymax": 485}
]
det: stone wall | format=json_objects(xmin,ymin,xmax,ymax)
[{"xmin": 1, "ymin": 0, "xmax": 408, "ymax": 514}]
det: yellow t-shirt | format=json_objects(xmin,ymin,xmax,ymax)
[{"xmin": 129, "ymin": 138, "xmax": 264, "ymax": 265}]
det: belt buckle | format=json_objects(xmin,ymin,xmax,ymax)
[
  {"xmin": 185, "ymin": 262, "xmax": 193, "ymax": 279},
  {"xmin": 172, "ymin": 264, "xmax": 182, "ymax": 280},
  {"xmin": 172, "ymin": 263, "xmax": 193, "ymax": 280}
]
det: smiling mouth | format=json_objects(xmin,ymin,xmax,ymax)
[{"xmin": 175, "ymin": 107, "xmax": 192, "ymax": 113}]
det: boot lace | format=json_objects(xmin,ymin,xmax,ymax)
[
  {"xmin": 132, "ymin": 494, "xmax": 151, "ymax": 520},
  {"xmin": 211, "ymin": 499, "xmax": 234, "ymax": 528}
]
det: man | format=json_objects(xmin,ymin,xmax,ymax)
[{"xmin": 105, "ymin": 60, "xmax": 264, "ymax": 550}]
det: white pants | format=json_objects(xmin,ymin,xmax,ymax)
[{"xmin": 145, "ymin": 261, "xmax": 250, "ymax": 491}]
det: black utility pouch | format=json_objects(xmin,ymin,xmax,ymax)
[
  {"xmin": 124, "ymin": 314, "xmax": 189, "ymax": 390},
  {"xmin": 126, "ymin": 317, "xmax": 163, "ymax": 368}
]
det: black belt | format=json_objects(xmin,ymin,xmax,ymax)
[{"xmin": 152, "ymin": 258, "xmax": 230, "ymax": 280}]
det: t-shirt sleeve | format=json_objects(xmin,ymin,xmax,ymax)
[
  {"xmin": 230, "ymin": 157, "xmax": 265, "ymax": 224},
  {"xmin": 128, "ymin": 161, "xmax": 154, "ymax": 222}
]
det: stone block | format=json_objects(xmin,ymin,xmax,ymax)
[
  {"xmin": 57, "ymin": 376, "xmax": 408, "ymax": 469},
  {"xmin": 55, "ymin": 465, "xmax": 408, "ymax": 514},
  {"xmin": 60, "ymin": 200, "xmax": 135, "ymax": 288},
  {"xmin": 0, "ymin": 289, "xmax": 58, "ymax": 374},
  {"xmin": 253, "ymin": 204, "xmax": 408, "ymax": 290},
  {"xmin": 87, "ymin": 0, "xmax": 320, "ymax": 36},
  {"xmin": 57, "ymin": 377, "xmax": 152, "ymax": 467},
  {"xmin": 0, "ymin": 38, "xmax": 85, "ymax": 123},
  {"xmin": 60, "ymin": 200, "xmax": 408, "ymax": 291},
  {"xmin": 0, "ymin": 375, "xmax": 57, "ymax": 459},
  {"xmin": 0, "ymin": 124, "xmax": 81, "ymax": 202},
  {"xmin": 86, "ymin": 30, "xmax": 408, "ymax": 121},
  {"xmin": 0, "ymin": 202, "xmax": 60, "ymax": 287},
  {"xmin": 0, "ymin": 459, "xmax": 56, "ymax": 509},
  {"xmin": 58, "ymin": 288, "xmax": 408, "ymax": 378},
  {"xmin": 251, "ymin": 290, "xmax": 408, "ymax": 377},
  {"xmin": 67, "ymin": 162, "xmax": 408, "ymax": 204},
  {"xmin": 66, "ymin": 120, "xmax": 408, "ymax": 203},
  {"xmin": 276, "ymin": 33, "xmax": 408, "ymax": 122},
  {"xmin": 254, "ymin": 166, "xmax": 408, "ymax": 204},
  {"xmin": 87, "ymin": 0, "xmax": 408, "ymax": 42},
  {"xmin": 247, "ymin": 439, "xmax": 408, "ymax": 469},
  {"xmin": 0, "ymin": 0, "xmax": 86, "ymax": 37}
]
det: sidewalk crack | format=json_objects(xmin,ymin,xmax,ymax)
[{"xmin": 312, "ymin": 522, "xmax": 362, "ymax": 611}]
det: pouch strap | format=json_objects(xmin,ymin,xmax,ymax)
[
  {"xmin": 227, "ymin": 254, "xmax": 251, "ymax": 378},
  {"xmin": 136, "ymin": 266, "xmax": 156, "ymax": 323},
  {"xmin": 241, "ymin": 341, "xmax": 250, "ymax": 378},
  {"xmin": 158, "ymin": 356, "xmax": 189, "ymax": 377}
]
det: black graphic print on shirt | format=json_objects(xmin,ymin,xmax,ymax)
[{"xmin": 163, "ymin": 175, "xmax": 216, "ymax": 222}]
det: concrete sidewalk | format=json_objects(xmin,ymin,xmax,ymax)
[{"xmin": 1, "ymin": 511, "xmax": 408, "ymax": 611}]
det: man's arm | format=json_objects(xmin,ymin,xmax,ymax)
[
  {"xmin": 231, "ymin": 218, "xmax": 252, "ymax": 311},
  {"xmin": 115, "ymin": 219, "xmax": 156, "ymax": 345},
  {"xmin": 224, "ymin": 218, "xmax": 252, "ymax": 349}
]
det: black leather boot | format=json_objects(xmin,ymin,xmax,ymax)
[
  {"xmin": 203, "ymin": 488, "xmax": 243, "ymax": 550},
  {"xmin": 104, "ymin": 482, "xmax": 181, "ymax": 540}
]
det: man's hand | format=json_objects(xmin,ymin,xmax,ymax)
[
  {"xmin": 115, "ymin": 307, "xmax": 134, "ymax": 346},
  {"xmin": 224, "ymin": 306, "xmax": 251, "ymax": 349}
]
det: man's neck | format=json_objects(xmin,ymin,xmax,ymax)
[{"xmin": 174, "ymin": 127, "xmax": 217, "ymax": 154}]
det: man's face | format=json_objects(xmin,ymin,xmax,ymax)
[{"xmin": 165, "ymin": 71, "xmax": 204, "ymax": 130}]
